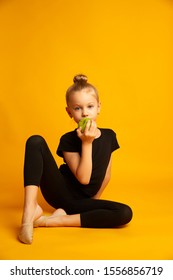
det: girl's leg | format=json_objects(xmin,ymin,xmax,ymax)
[
  {"xmin": 18, "ymin": 185, "xmax": 43, "ymax": 244},
  {"xmin": 19, "ymin": 135, "xmax": 71, "ymax": 244},
  {"xmin": 34, "ymin": 199, "xmax": 132, "ymax": 228},
  {"xmin": 21, "ymin": 185, "xmax": 43, "ymax": 224},
  {"xmin": 80, "ymin": 202, "xmax": 132, "ymax": 228},
  {"xmin": 23, "ymin": 135, "xmax": 74, "ymax": 208}
]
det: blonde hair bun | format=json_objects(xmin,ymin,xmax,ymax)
[
  {"xmin": 66, "ymin": 74, "xmax": 99, "ymax": 104},
  {"xmin": 73, "ymin": 74, "xmax": 88, "ymax": 84}
]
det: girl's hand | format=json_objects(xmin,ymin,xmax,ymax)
[{"xmin": 76, "ymin": 120, "xmax": 97, "ymax": 143}]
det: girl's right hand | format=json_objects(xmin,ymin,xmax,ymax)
[{"xmin": 76, "ymin": 120, "xmax": 97, "ymax": 144}]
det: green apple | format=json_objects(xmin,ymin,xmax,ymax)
[{"xmin": 78, "ymin": 118, "xmax": 91, "ymax": 133}]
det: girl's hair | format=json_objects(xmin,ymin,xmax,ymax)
[{"xmin": 66, "ymin": 74, "xmax": 99, "ymax": 104}]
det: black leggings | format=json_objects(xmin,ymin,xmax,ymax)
[{"xmin": 24, "ymin": 135, "xmax": 133, "ymax": 228}]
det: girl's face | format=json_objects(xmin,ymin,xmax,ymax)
[{"xmin": 66, "ymin": 88, "xmax": 101, "ymax": 124}]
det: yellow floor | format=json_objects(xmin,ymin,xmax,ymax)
[{"xmin": 1, "ymin": 174, "xmax": 173, "ymax": 260}]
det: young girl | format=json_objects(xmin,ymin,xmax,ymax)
[{"xmin": 18, "ymin": 74, "xmax": 132, "ymax": 244}]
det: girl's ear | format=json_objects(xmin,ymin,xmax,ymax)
[
  {"xmin": 97, "ymin": 102, "xmax": 101, "ymax": 114},
  {"xmin": 66, "ymin": 107, "xmax": 72, "ymax": 118}
]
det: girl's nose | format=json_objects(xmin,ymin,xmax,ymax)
[{"xmin": 82, "ymin": 109, "xmax": 88, "ymax": 117}]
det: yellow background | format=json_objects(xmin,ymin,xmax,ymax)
[{"xmin": 0, "ymin": 0, "xmax": 173, "ymax": 259}]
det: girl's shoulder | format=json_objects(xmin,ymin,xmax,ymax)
[
  {"xmin": 99, "ymin": 128, "xmax": 120, "ymax": 150},
  {"xmin": 60, "ymin": 129, "xmax": 78, "ymax": 140},
  {"xmin": 57, "ymin": 129, "xmax": 80, "ymax": 157}
]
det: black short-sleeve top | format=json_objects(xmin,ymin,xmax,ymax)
[{"xmin": 56, "ymin": 128, "xmax": 120, "ymax": 197}]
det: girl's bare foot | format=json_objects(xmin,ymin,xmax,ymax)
[
  {"xmin": 52, "ymin": 208, "xmax": 67, "ymax": 217},
  {"xmin": 18, "ymin": 204, "xmax": 43, "ymax": 244},
  {"xmin": 34, "ymin": 208, "xmax": 67, "ymax": 227}
]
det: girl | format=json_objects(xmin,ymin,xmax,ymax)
[{"xmin": 18, "ymin": 74, "xmax": 132, "ymax": 244}]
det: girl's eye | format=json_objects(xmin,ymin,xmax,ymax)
[
  {"xmin": 74, "ymin": 107, "xmax": 80, "ymax": 111},
  {"xmin": 88, "ymin": 105, "xmax": 94, "ymax": 109}
]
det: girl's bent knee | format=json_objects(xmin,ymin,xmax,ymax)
[
  {"xmin": 122, "ymin": 204, "xmax": 133, "ymax": 225},
  {"xmin": 26, "ymin": 135, "xmax": 45, "ymax": 146}
]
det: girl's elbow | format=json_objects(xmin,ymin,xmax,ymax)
[
  {"xmin": 76, "ymin": 171, "xmax": 91, "ymax": 185},
  {"xmin": 77, "ymin": 175, "xmax": 90, "ymax": 185},
  {"xmin": 79, "ymin": 178, "xmax": 90, "ymax": 185}
]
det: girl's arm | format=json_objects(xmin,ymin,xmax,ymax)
[
  {"xmin": 92, "ymin": 156, "xmax": 112, "ymax": 199},
  {"xmin": 63, "ymin": 120, "xmax": 97, "ymax": 185},
  {"xmin": 63, "ymin": 142, "xmax": 92, "ymax": 185}
]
